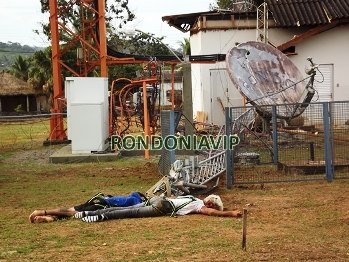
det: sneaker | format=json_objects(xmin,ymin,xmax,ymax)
[
  {"xmin": 81, "ymin": 215, "xmax": 104, "ymax": 223},
  {"xmin": 74, "ymin": 211, "xmax": 86, "ymax": 219}
]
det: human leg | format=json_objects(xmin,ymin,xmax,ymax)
[
  {"xmin": 81, "ymin": 198, "xmax": 172, "ymax": 222},
  {"xmin": 84, "ymin": 196, "xmax": 165, "ymax": 218},
  {"xmin": 29, "ymin": 207, "xmax": 77, "ymax": 223},
  {"xmin": 81, "ymin": 206, "xmax": 161, "ymax": 223},
  {"xmin": 29, "ymin": 193, "xmax": 110, "ymax": 223},
  {"xmin": 33, "ymin": 215, "xmax": 58, "ymax": 223},
  {"xmin": 74, "ymin": 202, "xmax": 145, "ymax": 218}
]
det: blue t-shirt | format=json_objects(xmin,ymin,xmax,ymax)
[{"xmin": 104, "ymin": 192, "xmax": 143, "ymax": 207}]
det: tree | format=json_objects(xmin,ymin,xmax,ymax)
[
  {"xmin": 28, "ymin": 48, "xmax": 52, "ymax": 92},
  {"xmin": 109, "ymin": 31, "xmax": 173, "ymax": 58},
  {"xmin": 107, "ymin": 31, "xmax": 176, "ymax": 81},
  {"xmin": 10, "ymin": 55, "xmax": 29, "ymax": 81},
  {"xmin": 179, "ymin": 38, "xmax": 191, "ymax": 56},
  {"xmin": 212, "ymin": 0, "xmax": 259, "ymax": 10},
  {"xmin": 37, "ymin": 0, "xmax": 136, "ymax": 42},
  {"xmin": 36, "ymin": 0, "xmax": 174, "ymax": 82}
]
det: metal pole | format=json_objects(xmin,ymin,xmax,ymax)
[
  {"xmin": 242, "ymin": 208, "xmax": 248, "ymax": 251},
  {"xmin": 142, "ymin": 81, "xmax": 150, "ymax": 159},
  {"xmin": 182, "ymin": 63, "xmax": 194, "ymax": 153},
  {"xmin": 98, "ymin": 0, "xmax": 108, "ymax": 77},
  {"xmin": 171, "ymin": 64, "xmax": 175, "ymax": 110},
  {"xmin": 323, "ymin": 102, "xmax": 333, "ymax": 182},
  {"xmin": 225, "ymin": 107, "xmax": 233, "ymax": 189},
  {"xmin": 309, "ymin": 142, "xmax": 315, "ymax": 161},
  {"xmin": 48, "ymin": 0, "xmax": 66, "ymax": 141},
  {"xmin": 272, "ymin": 105, "xmax": 278, "ymax": 164}
]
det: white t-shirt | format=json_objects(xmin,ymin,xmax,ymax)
[{"xmin": 168, "ymin": 197, "xmax": 205, "ymax": 215}]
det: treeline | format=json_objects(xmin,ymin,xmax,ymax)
[
  {"xmin": 0, "ymin": 42, "xmax": 43, "ymax": 70},
  {"xmin": 4, "ymin": 36, "xmax": 187, "ymax": 105}
]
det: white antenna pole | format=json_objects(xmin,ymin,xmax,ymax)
[{"xmin": 256, "ymin": 1, "xmax": 268, "ymax": 44}]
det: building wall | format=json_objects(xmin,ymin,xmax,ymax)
[
  {"xmin": 190, "ymin": 29, "xmax": 256, "ymax": 124},
  {"xmin": 160, "ymin": 82, "xmax": 183, "ymax": 107},
  {"xmin": 285, "ymin": 25, "xmax": 349, "ymax": 102},
  {"xmin": 190, "ymin": 24, "xmax": 349, "ymax": 124}
]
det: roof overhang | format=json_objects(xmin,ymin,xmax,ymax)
[{"xmin": 162, "ymin": 10, "xmax": 258, "ymax": 33}]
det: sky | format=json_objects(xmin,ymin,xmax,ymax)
[{"xmin": 0, "ymin": 0, "xmax": 213, "ymax": 49}]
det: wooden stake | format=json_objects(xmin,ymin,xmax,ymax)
[{"xmin": 242, "ymin": 208, "xmax": 248, "ymax": 251}]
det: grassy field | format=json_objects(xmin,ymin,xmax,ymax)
[
  {"xmin": 0, "ymin": 119, "xmax": 51, "ymax": 152},
  {"xmin": 1, "ymin": 121, "xmax": 349, "ymax": 261}
]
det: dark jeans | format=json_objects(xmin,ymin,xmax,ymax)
[{"xmin": 87, "ymin": 196, "xmax": 173, "ymax": 220}]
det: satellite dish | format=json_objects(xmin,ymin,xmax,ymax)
[{"xmin": 226, "ymin": 41, "xmax": 315, "ymax": 119}]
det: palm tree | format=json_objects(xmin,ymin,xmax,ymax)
[
  {"xmin": 28, "ymin": 48, "xmax": 53, "ymax": 91},
  {"xmin": 180, "ymin": 38, "xmax": 191, "ymax": 56},
  {"xmin": 10, "ymin": 55, "xmax": 29, "ymax": 81},
  {"xmin": 28, "ymin": 48, "xmax": 54, "ymax": 106}
]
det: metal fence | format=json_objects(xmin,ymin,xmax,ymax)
[
  {"xmin": 0, "ymin": 116, "xmax": 53, "ymax": 151},
  {"xmin": 226, "ymin": 101, "xmax": 349, "ymax": 185}
]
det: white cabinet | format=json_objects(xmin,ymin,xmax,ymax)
[{"xmin": 65, "ymin": 77, "xmax": 109, "ymax": 154}]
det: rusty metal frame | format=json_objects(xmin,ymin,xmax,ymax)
[
  {"xmin": 48, "ymin": 0, "xmax": 110, "ymax": 141},
  {"xmin": 48, "ymin": 0, "xmax": 66, "ymax": 141},
  {"xmin": 48, "ymin": 0, "xmax": 181, "ymax": 143}
]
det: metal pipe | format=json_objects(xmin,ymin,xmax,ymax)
[
  {"xmin": 98, "ymin": 0, "xmax": 108, "ymax": 77},
  {"xmin": 142, "ymin": 81, "xmax": 150, "ymax": 159}
]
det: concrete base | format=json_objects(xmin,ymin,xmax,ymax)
[
  {"xmin": 49, "ymin": 145, "xmax": 120, "ymax": 164},
  {"xmin": 49, "ymin": 145, "xmax": 197, "ymax": 164},
  {"xmin": 119, "ymin": 149, "xmax": 194, "ymax": 157}
]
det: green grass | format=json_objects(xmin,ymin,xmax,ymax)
[
  {"xmin": 1, "ymin": 122, "xmax": 349, "ymax": 261},
  {"xmin": 0, "ymin": 119, "xmax": 51, "ymax": 151},
  {"xmin": 1, "ymin": 146, "xmax": 349, "ymax": 261}
]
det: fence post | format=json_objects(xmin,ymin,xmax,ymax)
[
  {"xmin": 159, "ymin": 110, "xmax": 176, "ymax": 176},
  {"xmin": 225, "ymin": 107, "xmax": 233, "ymax": 189},
  {"xmin": 323, "ymin": 102, "xmax": 333, "ymax": 182},
  {"xmin": 271, "ymin": 105, "xmax": 278, "ymax": 164}
]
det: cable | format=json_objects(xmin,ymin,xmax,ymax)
[
  {"xmin": 0, "ymin": 113, "xmax": 66, "ymax": 119},
  {"xmin": 314, "ymin": 67, "xmax": 325, "ymax": 83},
  {"xmin": 248, "ymin": 75, "xmax": 312, "ymax": 104}
]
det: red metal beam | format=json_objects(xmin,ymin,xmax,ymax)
[
  {"xmin": 48, "ymin": 0, "xmax": 66, "ymax": 141},
  {"xmin": 98, "ymin": 0, "xmax": 108, "ymax": 77}
]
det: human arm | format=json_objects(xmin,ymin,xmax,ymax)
[{"xmin": 199, "ymin": 206, "xmax": 242, "ymax": 217}]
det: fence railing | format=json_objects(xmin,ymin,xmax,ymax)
[{"xmin": 226, "ymin": 101, "xmax": 349, "ymax": 185}]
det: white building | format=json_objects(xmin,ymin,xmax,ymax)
[{"xmin": 163, "ymin": 0, "xmax": 349, "ymax": 125}]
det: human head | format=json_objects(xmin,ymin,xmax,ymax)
[{"xmin": 203, "ymin": 194, "xmax": 224, "ymax": 211}]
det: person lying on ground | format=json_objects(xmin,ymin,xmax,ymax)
[
  {"xmin": 76, "ymin": 194, "xmax": 242, "ymax": 223},
  {"xmin": 29, "ymin": 192, "xmax": 146, "ymax": 223}
]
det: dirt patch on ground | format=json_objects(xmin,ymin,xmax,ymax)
[
  {"xmin": 2, "ymin": 145, "xmax": 61, "ymax": 164},
  {"xmin": 8, "ymin": 149, "xmax": 51, "ymax": 164}
]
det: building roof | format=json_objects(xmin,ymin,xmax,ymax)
[
  {"xmin": 162, "ymin": 0, "xmax": 349, "ymax": 31},
  {"xmin": 162, "ymin": 10, "xmax": 257, "ymax": 33},
  {"xmin": 266, "ymin": 0, "xmax": 349, "ymax": 27},
  {"xmin": 0, "ymin": 72, "xmax": 38, "ymax": 96}
]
